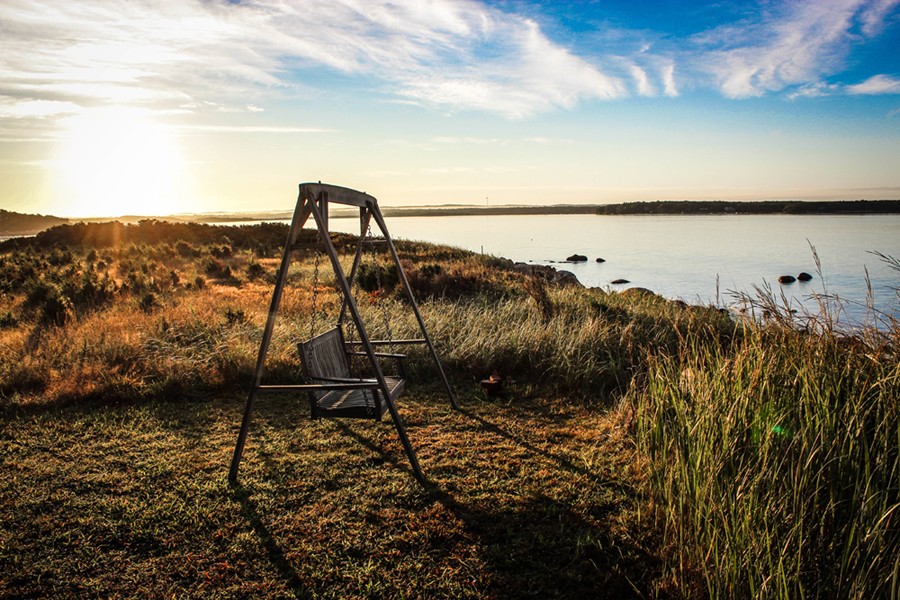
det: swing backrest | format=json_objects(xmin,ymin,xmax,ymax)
[{"xmin": 298, "ymin": 327, "xmax": 351, "ymax": 382}]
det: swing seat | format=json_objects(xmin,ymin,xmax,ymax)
[{"xmin": 298, "ymin": 327, "xmax": 406, "ymax": 420}]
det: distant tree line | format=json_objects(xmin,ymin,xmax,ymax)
[
  {"xmin": 0, "ymin": 219, "xmax": 321, "ymax": 257},
  {"xmin": 0, "ymin": 209, "xmax": 69, "ymax": 234},
  {"xmin": 595, "ymin": 199, "xmax": 900, "ymax": 215}
]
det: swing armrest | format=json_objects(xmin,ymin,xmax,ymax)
[
  {"xmin": 347, "ymin": 351, "xmax": 407, "ymax": 360},
  {"xmin": 310, "ymin": 376, "xmax": 380, "ymax": 387}
]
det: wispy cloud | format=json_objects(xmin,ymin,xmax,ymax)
[
  {"xmin": 660, "ymin": 64, "xmax": 679, "ymax": 97},
  {"xmin": 786, "ymin": 82, "xmax": 842, "ymax": 99},
  {"xmin": 180, "ymin": 125, "xmax": 335, "ymax": 134},
  {"xmin": 846, "ymin": 74, "xmax": 900, "ymax": 94},
  {"xmin": 694, "ymin": 0, "xmax": 897, "ymax": 98},
  {"xmin": 430, "ymin": 136, "xmax": 504, "ymax": 145},
  {"xmin": 0, "ymin": 0, "xmax": 627, "ymax": 121},
  {"xmin": 0, "ymin": 0, "xmax": 897, "ymax": 126},
  {"xmin": 691, "ymin": 0, "xmax": 900, "ymax": 98}
]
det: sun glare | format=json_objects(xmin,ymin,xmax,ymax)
[{"xmin": 55, "ymin": 110, "xmax": 185, "ymax": 218}]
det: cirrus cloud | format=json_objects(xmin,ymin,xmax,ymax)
[
  {"xmin": 846, "ymin": 74, "xmax": 900, "ymax": 94},
  {"xmin": 0, "ymin": 0, "xmax": 627, "ymax": 122},
  {"xmin": 0, "ymin": 0, "xmax": 898, "ymax": 127},
  {"xmin": 693, "ymin": 0, "xmax": 900, "ymax": 98}
]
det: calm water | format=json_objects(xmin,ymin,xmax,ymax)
[{"xmin": 322, "ymin": 213, "xmax": 900, "ymax": 326}]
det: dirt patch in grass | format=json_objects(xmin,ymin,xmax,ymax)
[{"xmin": 0, "ymin": 392, "xmax": 664, "ymax": 598}]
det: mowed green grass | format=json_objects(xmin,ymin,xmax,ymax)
[{"xmin": 0, "ymin": 390, "xmax": 663, "ymax": 599}]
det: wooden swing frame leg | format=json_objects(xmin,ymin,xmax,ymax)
[
  {"xmin": 309, "ymin": 199, "xmax": 426, "ymax": 484},
  {"xmin": 229, "ymin": 199, "xmax": 313, "ymax": 484}
]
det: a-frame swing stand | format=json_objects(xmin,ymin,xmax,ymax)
[{"xmin": 229, "ymin": 182, "xmax": 457, "ymax": 485}]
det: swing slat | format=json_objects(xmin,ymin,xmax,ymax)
[{"xmin": 313, "ymin": 377, "xmax": 405, "ymax": 419}]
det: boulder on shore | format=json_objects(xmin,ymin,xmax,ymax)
[
  {"xmin": 797, "ymin": 272, "xmax": 813, "ymax": 282},
  {"xmin": 620, "ymin": 287, "xmax": 656, "ymax": 298},
  {"xmin": 512, "ymin": 263, "xmax": 584, "ymax": 288},
  {"xmin": 566, "ymin": 254, "xmax": 588, "ymax": 262},
  {"xmin": 554, "ymin": 270, "xmax": 580, "ymax": 287},
  {"xmin": 778, "ymin": 275, "xmax": 796, "ymax": 284}
]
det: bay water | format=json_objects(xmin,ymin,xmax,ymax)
[{"xmin": 326, "ymin": 213, "xmax": 900, "ymax": 327}]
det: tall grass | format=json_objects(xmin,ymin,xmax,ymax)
[
  {"xmin": 630, "ymin": 298, "xmax": 900, "ymax": 597},
  {"xmin": 1, "ymin": 227, "xmax": 734, "ymax": 406}
]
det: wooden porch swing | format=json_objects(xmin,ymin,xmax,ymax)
[{"xmin": 228, "ymin": 183, "xmax": 457, "ymax": 485}]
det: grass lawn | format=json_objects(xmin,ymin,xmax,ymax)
[{"xmin": 0, "ymin": 389, "xmax": 663, "ymax": 599}]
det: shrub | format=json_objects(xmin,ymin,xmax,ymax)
[
  {"xmin": 246, "ymin": 261, "xmax": 266, "ymax": 280},
  {"xmin": 203, "ymin": 258, "xmax": 232, "ymax": 280},
  {"xmin": 34, "ymin": 282, "xmax": 73, "ymax": 325},
  {"xmin": 175, "ymin": 241, "xmax": 198, "ymax": 258},
  {"xmin": 224, "ymin": 307, "xmax": 247, "ymax": 325},
  {"xmin": 357, "ymin": 262, "xmax": 399, "ymax": 292},
  {"xmin": 46, "ymin": 247, "xmax": 75, "ymax": 267},
  {"xmin": 72, "ymin": 268, "xmax": 117, "ymax": 309},
  {"xmin": 210, "ymin": 244, "xmax": 233, "ymax": 259},
  {"xmin": 139, "ymin": 292, "xmax": 158, "ymax": 313},
  {"xmin": 0, "ymin": 311, "xmax": 17, "ymax": 328}
]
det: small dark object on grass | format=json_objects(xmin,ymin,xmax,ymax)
[
  {"xmin": 481, "ymin": 370, "xmax": 505, "ymax": 398},
  {"xmin": 798, "ymin": 272, "xmax": 813, "ymax": 281},
  {"xmin": 611, "ymin": 278, "xmax": 630, "ymax": 284},
  {"xmin": 778, "ymin": 275, "xmax": 796, "ymax": 284}
]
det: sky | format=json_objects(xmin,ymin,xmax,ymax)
[{"xmin": 1, "ymin": 0, "xmax": 899, "ymax": 218}]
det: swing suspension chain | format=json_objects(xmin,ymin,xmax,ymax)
[
  {"xmin": 310, "ymin": 247, "xmax": 321, "ymax": 340},
  {"xmin": 368, "ymin": 223, "xmax": 395, "ymax": 354}
]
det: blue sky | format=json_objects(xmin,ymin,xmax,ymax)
[{"xmin": 1, "ymin": 0, "xmax": 899, "ymax": 217}]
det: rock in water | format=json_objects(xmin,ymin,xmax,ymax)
[
  {"xmin": 566, "ymin": 254, "xmax": 588, "ymax": 262},
  {"xmin": 611, "ymin": 278, "xmax": 630, "ymax": 284},
  {"xmin": 797, "ymin": 272, "xmax": 813, "ymax": 282},
  {"xmin": 778, "ymin": 275, "xmax": 796, "ymax": 284},
  {"xmin": 595, "ymin": 257, "xmax": 606, "ymax": 263}
]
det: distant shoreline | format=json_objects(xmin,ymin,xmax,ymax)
[
  {"xmin": 375, "ymin": 199, "xmax": 900, "ymax": 219},
  {"xmin": 2, "ymin": 200, "xmax": 899, "ymax": 236}
]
